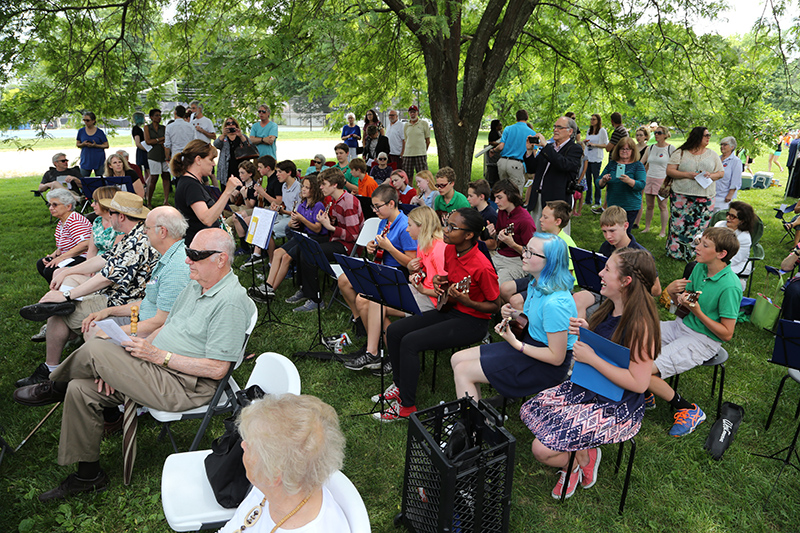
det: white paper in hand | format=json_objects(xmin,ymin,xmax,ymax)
[
  {"xmin": 96, "ymin": 319, "xmax": 132, "ymax": 346},
  {"xmin": 694, "ymin": 171, "xmax": 713, "ymax": 189}
]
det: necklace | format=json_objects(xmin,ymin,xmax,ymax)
[
  {"xmin": 237, "ymin": 493, "xmax": 313, "ymax": 532},
  {"xmin": 457, "ymin": 243, "xmax": 476, "ymax": 258}
]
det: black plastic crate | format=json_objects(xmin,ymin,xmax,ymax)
[{"xmin": 395, "ymin": 397, "xmax": 516, "ymax": 533}]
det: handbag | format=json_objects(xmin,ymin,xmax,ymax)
[
  {"xmin": 752, "ymin": 270, "xmax": 784, "ymax": 330},
  {"xmin": 658, "ymin": 147, "xmax": 680, "ymax": 198},
  {"xmin": 233, "ymin": 141, "xmax": 259, "ymax": 162},
  {"xmin": 204, "ymin": 384, "xmax": 266, "ymax": 508}
]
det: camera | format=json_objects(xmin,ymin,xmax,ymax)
[{"xmin": 227, "ymin": 127, "xmax": 236, "ymax": 133}]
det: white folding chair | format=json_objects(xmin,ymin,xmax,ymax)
[
  {"xmin": 326, "ymin": 470, "xmax": 371, "ymax": 533},
  {"xmin": 328, "ymin": 217, "xmax": 381, "ymax": 308},
  {"xmin": 147, "ymin": 308, "xmax": 258, "ymax": 452}
]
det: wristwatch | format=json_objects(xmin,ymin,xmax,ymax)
[{"xmin": 63, "ymin": 290, "xmax": 72, "ymax": 301}]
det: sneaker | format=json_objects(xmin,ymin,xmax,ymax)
[
  {"xmin": 240, "ymin": 254, "xmax": 264, "ymax": 269},
  {"xmin": 580, "ymin": 448, "xmax": 602, "ymax": 489},
  {"xmin": 39, "ymin": 470, "xmax": 109, "ymax": 502},
  {"xmin": 372, "ymin": 400, "xmax": 417, "ymax": 422},
  {"xmin": 285, "ymin": 290, "xmax": 307, "ymax": 304},
  {"xmin": 31, "ymin": 324, "xmax": 47, "ymax": 342},
  {"xmin": 292, "ymin": 300, "xmax": 324, "ymax": 313},
  {"xmin": 644, "ymin": 392, "xmax": 656, "ymax": 410},
  {"xmin": 669, "ymin": 403, "xmax": 706, "ymax": 437},
  {"xmin": 551, "ymin": 466, "xmax": 582, "ymax": 499},
  {"xmin": 15, "ymin": 362, "xmax": 51, "ymax": 388},
  {"xmin": 371, "ymin": 383, "xmax": 401, "ymax": 403},
  {"xmin": 590, "ymin": 205, "xmax": 604, "ymax": 215},
  {"xmin": 372, "ymin": 360, "xmax": 392, "ymax": 377},
  {"xmin": 344, "ymin": 351, "xmax": 381, "ymax": 371},
  {"xmin": 234, "ymin": 247, "xmax": 249, "ymax": 257}
]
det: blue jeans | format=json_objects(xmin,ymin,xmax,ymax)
[
  {"xmin": 586, "ymin": 161, "xmax": 602, "ymax": 205},
  {"xmin": 80, "ymin": 167, "xmax": 103, "ymax": 178}
]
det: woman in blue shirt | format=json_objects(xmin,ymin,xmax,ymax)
[
  {"xmin": 598, "ymin": 136, "xmax": 646, "ymax": 230},
  {"xmin": 76, "ymin": 112, "xmax": 108, "ymax": 177},
  {"xmin": 341, "ymin": 113, "xmax": 361, "ymax": 161}
]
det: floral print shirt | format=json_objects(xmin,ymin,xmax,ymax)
[{"xmin": 99, "ymin": 222, "xmax": 160, "ymax": 306}]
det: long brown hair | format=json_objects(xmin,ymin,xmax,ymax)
[
  {"xmin": 587, "ymin": 248, "xmax": 660, "ymax": 362},
  {"xmin": 302, "ymin": 175, "xmax": 325, "ymax": 207}
]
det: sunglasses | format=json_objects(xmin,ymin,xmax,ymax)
[
  {"xmin": 653, "ymin": 131, "xmax": 664, "ymax": 135},
  {"xmin": 258, "ymin": 110, "xmax": 268, "ymax": 114},
  {"xmin": 378, "ymin": 158, "xmax": 387, "ymax": 161},
  {"xmin": 225, "ymin": 121, "xmax": 235, "ymax": 126},
  {"xmin": 185, "ymin": 247, "xmax": 222, "ymax": 261},
  {"xmin": 313, "ymin": 160, "xmax": 322, "ymax": 164},
  {"xmin": 703, "ymin": 133, "xmax": 712, "ymax": 138},
  {"xmin": 435, "ymin": 182, "xmax": 450, "ymax": 189}
]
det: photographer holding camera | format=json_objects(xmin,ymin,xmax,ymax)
[
  {"xmin": 596, "ymin": 136, "xmax": 646, "ymax": 233},
  {"xmin": 213, "ymin": 117, "xmax": 254, "ymax": 188}
]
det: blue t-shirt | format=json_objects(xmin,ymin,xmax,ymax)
[
  {"xmin": 250, "ymin": 121, "xmax": 278, "ymax": 158},
  {"xmin": 498, "ymin": 121, "xmax": 537, "ymax": 160},
  {"xmin": 377, "ymin": 211, "xmax": 417, "ymax": 269},
  {"xmin": 342, "ymin": 124, "xmax": 361, "ymax": 149},
  {"xmin": 76, "ymin": 127, "xmax": 108, "ymax": 171},
  {"xmin": 523, "ymin": 283, "xmax": 577, "ymax": 350},
  {"xmin": 600, "ymin": 160, "xmax": 646, "ymax": 212}
]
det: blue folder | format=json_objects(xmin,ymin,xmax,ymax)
[{"xmin": 571, "ymin": 327, "xmax": 630, "ymax": 401}]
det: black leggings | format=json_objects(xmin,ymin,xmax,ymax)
[
  {"xmin": 37, "ymin": 256, "xmax": 86, "ymax": 284},
  {"xmin": 387, "ymin": 309, "xmax": 489, "ymax": 408},
  {"xmin": 299, "ymin": 241, "xmax": 347, "ymax": 301}
]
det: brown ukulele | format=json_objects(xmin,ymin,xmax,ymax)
[
  {"xmin": 374, "ymin": 220, "xmax": 392, "ymax": 264},
  {"xmin": 504, "ymin": 222, "xmax": 515, "ymax": 238},
  {"xmin": 675, "ymin": 290, "xmax": 701, "ymax": 319},
  {"xmin": 436, "ymin": 275, "xmax": 472, "ymax": 311},
  {"xmin": 274, "ymin": 198, "xmax": 299, "ymax": 216}
]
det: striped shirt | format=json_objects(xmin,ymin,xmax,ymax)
[
  {"xmin": 329, "ymin": 191, "xmax": 364, "ymax": 253},
  {"xmin": 55, "ymin": 212, "xmax": 92, "ymax": 256}
]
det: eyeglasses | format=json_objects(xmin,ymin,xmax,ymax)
[
  {"xmin": 144, "ymin": 224, "xmax": 163, "ymax": 231},
  {"xmin": 523, "ymin": 247, "xmax": 546, "ymax": 259},
  {"xmin": 185, "ymin": 247, "xmax": 222, "ymax": 261},
  {"xmin": 371, "ymin": 202, "xmax": 388, "ymax": 211},
  {"xmin": 435, "ymin": 182, "xmax": 450, "ymax": 189},
  {"xmin": 726, "ymin": 212, "xmax": 738, "ymax": 219},
  {"xmin": 443, "ymin": 223, "xmax": 469, "ymax": 232},
  {"xmin": 553, "ymin": 125, "xmax": 568, "ymax": 130},
  {"xmin": 619, "ymin": 147, "xmax": 632, "ymax": 151},
  {"xmin": 57, "ymin": 159, "xmax": 68, "ymax": 163},
  {"xmin": 48, "ymin": 202, "xmax": 63, "ymax": 208},
  {"xmin": 388, "ymin": 114, "xmax": 397, "ymax": 117},
  {"xmin": 703, "ymin": 133, "xmax": 712, "ymax": 138}
]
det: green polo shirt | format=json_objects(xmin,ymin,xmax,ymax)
[
  {"xmin": 336, "ymin": 163, "xmax": 357, "ymax": 187},
  {"xmin": 684, "ymin": 262, "xmax": 742, "ymax": 342},
  {"xmin": 140, "ymin": 240, "xmax": 191, "ymax": 321},
  {"xmin": 434, "ymin": 190, "xmax": 470, "ymax": 213},
  {"xmin": 153, "ymin": 270, "xmax": 256, "ymax": 362}
]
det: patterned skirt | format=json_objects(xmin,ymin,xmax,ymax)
[
  {"xmin": 666, "ymin": 192, "xmax": 714, "ymax": 261},
  {"xmin": 520, "ymin": 381, "xmax": 644, "ymax": 452}
]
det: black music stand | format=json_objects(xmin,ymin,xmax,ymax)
[
  {"xmin": 569, "ymin": 246, "xmax": 608, "ymax": 293},
  {"xmin": 334, "ymin": 253, "xmax": 421, "ymax": 418},
  {"xmin": 753, "ymin": 319, "xmax": 800, "ymax": 499},
  {"xmin": 292, "ymin": 233, "xmax": 342, "ymax": 359}
]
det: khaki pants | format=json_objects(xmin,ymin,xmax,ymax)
[{"xmin": 52, "ymin": 338, "xmax": 220, "ymax": 465}]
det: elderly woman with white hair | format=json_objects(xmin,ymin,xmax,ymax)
[
  {"xmin": 218, "ymin": 394, "xmax": 351, "ymax": 533},
  {"xmin": 305, "ymin": 154, "xmax": 327, "ymax": 175},
  {"xmin": 37, "ymin": 188, "xmax": 92, "ymax": 283},
  {"xmin": 715, "ymin": 137, "xmax": 743, "ymax": 211},
  {"xmin": 341, "ymin": 113, "xmax": 361, "ymax": 161}
]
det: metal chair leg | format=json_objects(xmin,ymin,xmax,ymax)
[
  {"xmin": 618, "ymin": 439, "xmax": 636, "ymax": 515},
  {"xmin": 766, "ymin": 375, "xmax": 790, "ymax": 430},
  {"xmin": 430, "ymin": 350, "xmax": 439, "ymax": 392},
  {"xmin": 560, "ymin": 451, "xmax": 577, "ymax": 501},
  {"xmin": 716, "ymin": 365, "xmax": 725, "ymax": 420}
]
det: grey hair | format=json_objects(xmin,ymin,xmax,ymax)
[
  {"xmin": 150, "ymin": 206, "xmax": 188, "ymax": 240},
  {"xmin": 189, "ymin": 100, "xmax": 203, "ymax": 111},
  {"xmin": 52, "ymin": 153, "xmax": 67, "ymax": 164},
  {"xmin": 564, "ymin": 117, "xmax": 578, "ymax": 141},
  {"xmin": 238, "ymin": 394, "xmax": 345, "ymax": 495},
  {"xmin": 202, "ymin": 228, "xmax": 235, "ymax": 266},
  {"xmin": 116, "ymin": 149, "xmax": 129, "ymax": 159},
  {"xmin": 720, "ymin": 136, "xmax": 737, "ymax": 150},
  {"xmin": 377, "ymin": 152, "xmax": 388, "ymax": 159},
  {"xmin": 346, "ymin": 112, "xmax": 355, "ymax": 121},
  {"xmin": 47, "ymin": 188, "xmax": 76, "ymax": 209},
  {"xmin": 258, "ymin": 104, "xmax": 270, "ymax": 113},
  {"xmin": 314, "ymin": 154, "xmax": 326, "ymax": 165}
]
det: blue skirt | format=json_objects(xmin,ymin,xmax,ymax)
[{"xmin": 480, "ymin": 335, "xmax": 571, "ymax": 399}]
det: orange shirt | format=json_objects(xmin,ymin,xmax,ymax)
[{"xmin": 358, "ymin": 174, "xmax": 379, "ymax": 197}]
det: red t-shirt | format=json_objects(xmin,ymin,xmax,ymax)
[
  {"xmin": 399, "ymin": 188, "xmax": 417, "ymax": 204},
  {"xmin": 443, "ymin": 243, "xmax": 499, "ymax": 319}
]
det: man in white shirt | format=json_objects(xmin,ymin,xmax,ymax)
[
  {"xmin": 189, "ymin": 100, "xmax": 216, "ymax": 143},
  {"xmin": 164, "ymin": 105, "xmax": 196, "ymax": 170},
  {"xmin": 384, "ymin": 109, "xmax": 405, "ymax": 169}
]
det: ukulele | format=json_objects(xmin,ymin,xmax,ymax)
[
  {"xmin": 503, "ymin": 222, "xmax": 515, "ymax": 238},
  {"xmin": 374, "ymin": 220, "xmax": 392, "ymax": 264},
  {"xmin": 274, "ymin": 199, "xmax": 299, "ymax": 216},
  {"xmin": 321, "ymin": 200, "xmax": 336, "ymax": 227},
  {"xmin": 436, "ymin": 275, "xmax": 472, "ymax": 311},
  {"xmin": 675, "ymin": 290, "xmax": 701, "ymax": 319},
  {"xmin": 410, "ymin": 268, "xmax": 427, "ymax": 286}
]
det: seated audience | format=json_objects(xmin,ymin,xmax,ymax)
[
  {"xmin": 103, "ymin": 153, "xmax": 145, "ymax": 197},
  {"xmin": 433, "ymin": 167, "xmax": 470, "ymax": 220},
  {"xmin": 81, "ymin": 206, "xmax": 191, "ymax": 340},
  {"xmin": 379, "ymin": 208, "xmax": 500, "ymax": 421},
  {"xmin": 16, "ymin": 191, "xmax": 159, "ymax": 388},
  {"xmin": 306, "ymin": 154, "xmax": 327, "ymax": 175},
  {"xmin": 409, "ymin": 169, "xmax": 439, "ymax": 208},
  {"xmin": 85, "ymin": 186, "xmax": 125, "ymax": 258},
  {"xmin": 254, "ymin": 174, "xmax": 327, "ymax": 299},
  {"xmin": 333, "ymin": 143, "xmax": 357, "ymax": 191},
  {"xmin": 451, "ymin": 232, "xmax": 577, "ymax": 403},
  {"xmin": 488, "ymin": 179, "xmax": 536, "ymax": 286},
  {"xmin": 218, "ymin": 394, "xmax": 350, "ymax": 533},
  {"xmin": 388, "ymin": 169, "xmax": 417, "ymax": 204},
  {"xmin": 115, "ymin": 149, "xmax": 145, "ymax": 192},
  {"xmin": 713, "ymin": 200, "xmax": 753, "ymax": 289},
  {"xmin": 648, "ymin": 226, "xmax": 742, "ymax": 437},
  {"xmin": 362, "ymin": 124, "xmax": 390, "ymax": 164},
  {"xmin": 350, "ymin": 158, "xmax": 378, "ymax": 197},
  {"xmin": 38, "ymin": 153, "xmax": 83, "ymax": 197},
  {"xmin": 369, "ymin": 152, "xmax": 393, "ymax": 184},
  {"xmin": 338, "ymin": 185, "xmax": 416, "ymax": 336},
  {"xmin": 288, "ymin": 168, "xmax": 364, "ymax": 313},
  {"xmin": 522, "ymin": 248, "xmax": 660, "ymax": 499},
  {"xmin": 13, "ymin": 229, "xmax": 256, "ymax": 501},
  {"xmin": 36, "ymin": 188, "xmax": 92, "ymax": 283}
]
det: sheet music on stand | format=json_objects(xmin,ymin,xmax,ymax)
[
  {"xmin": 246, "ymin": 207, "xmax": 277, "ymax": 249},
  {"xmin": 335, "ymin": 254, "xmax": 421, "ymax": 316},
  {"xmin": 569, "ymin": 246, "xmax": 608, "ymax": 293}
]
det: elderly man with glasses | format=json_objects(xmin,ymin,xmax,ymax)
[
  {"xmin": 249, "ymin": 105, "xmax": 278, "ymax": 159},
  {"xmin": 385, "ymin": 109, "xmax": 405, "ymax": 168},
  {"xmin": 14, "ymin": 228, "xmax": 255, "ymax": 501},
  {"xmin": 39, "ymin": 153, "xmax": 84, "ymax": 197}
]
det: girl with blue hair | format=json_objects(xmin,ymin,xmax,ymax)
[{"xmin": 451, "ymin": 231, "xmax": 577, "ymax": 402}]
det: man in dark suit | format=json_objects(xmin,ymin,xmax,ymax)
[{"xmin": 525, "ymin": 116, "xmax": 583, "ymax": 231}]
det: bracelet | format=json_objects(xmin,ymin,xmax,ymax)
[
  {"xmin": 162, "ymin": 351, "xmax": 173, "ymax": 368},
  {"xmin": 519, "ymin": 343, "xmax": 526, "ymax": 354}
]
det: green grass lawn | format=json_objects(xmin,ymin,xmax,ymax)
[{"xmin": 1, "ymin": 154, "xmax": 799, "ymax": 531}]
